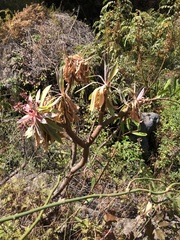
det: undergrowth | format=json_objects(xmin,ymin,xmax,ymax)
[{"xmin": 0, "ymin": 1, "xmax": 180, "ymax": 239}]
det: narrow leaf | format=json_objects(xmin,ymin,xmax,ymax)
[
  {"xmin": 132, "ymin": 131, "xmax": 147, "ymax": 136},
  {"xmin": 38, "ymin": 96, "xmax": 61, "ymax": 112},
  {"xmin": 157, "ymin": 89, "xmax": 169, "ymax": 97},
  {"xmin": 126, "ymin": 118, "xmax": 131, "ymax": 131},
  {"xmin": 39, "ymin": 85, "xmax": 51, "ymax": 107},
  {"xmin": 137, "ymin": 88, "xmax": 145, "ymax": 100},
  {"xmin": 89, "ymin": 87, "xmax": 100, "ymax": 111},
  {"xmin": 35, "ymin": 89, "xmax": 41, "ymax": 103},
  {"xmin": 17, "ymin": 115, "xmax": 30, "ymax": 124},
  {"xmin": 164, "ymin": 79, "xmax": 171, "ymax": 90},
  {"xmin": 45, "ymin": 118, "xmax": 63, "ymax": 132},
  {"xmin": 107, "ymin": 62, "xmax": 118, "ymax": 83},
  {"xmin": 131, "ymin": 119, "xmax": 141, "ymax": 130},
  {"xmin": 91, "ymin": 177, "xmax": 96, "ymax": 189},
  {"xmin": 42, "ymin": 123, "xmax": 62, "ymax": 144},
  {"xmin": 56, "ymin": 67, "xmax": 64, "ymax": 93},
  {"xmin": 24, "ymin": 126, "xmax": 34, "ymax": 138}
]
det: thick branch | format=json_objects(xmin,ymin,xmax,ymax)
[
  {"xmin": 88, "ymin": 111, "xmax": 127, "ymax": 146},
  {"xmin": 88, "ymin": 98, "xmax": 107, "ymax": 145},
  {"xmin": 53, "ymin": 146, "xmax": 89, "ymax": 199},
  {"xmin": 70, "ymin": 146, "xmax": 89, "ymax": 174},
  {"xmin": 65, "ymin": 121, "xmax": 86, "ymax": 148},
  {"xmin": 88, "ymin": 125, "xmax": 103, "ymax": 146}
]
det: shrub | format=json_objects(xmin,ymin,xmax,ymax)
[{"xmin": 155, "ymin": 95, "xmax": 180, "ymax": 181}]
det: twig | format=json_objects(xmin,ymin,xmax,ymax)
[
  {"xmin": 19, "ymin": 175, "xmax": 61, "ymax": 240},
  {"xmin": 126, "ymin": 177, "xmax": 167, "ymax": 191},
  {"xmin": 90, "ymin": 147, "xmax": 117, "ymax": 193},
  {"xmin": 0, "ymin": 161, "xmax": 27, "ymax": 187},
  {"xmin": 1, "ymin": 182, "xmax": 179, "ymax": 224}
]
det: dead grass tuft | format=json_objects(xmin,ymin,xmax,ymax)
[
  {"xmin": 0, "ymin": 4, "xmax": 47, "ymax": 42},
  {"xmin": 0, "ymin": 5, "xmax": 94, "ymax": 89}
]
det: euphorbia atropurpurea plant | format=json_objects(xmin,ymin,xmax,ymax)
[{"xmin": 16, "ymin": 54, "xmax": 155, "ymax": 197}]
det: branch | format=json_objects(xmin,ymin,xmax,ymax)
[
  {"xmin": 19, "ymin": 175, "xmax": 61, "ymax": 240},
  {"xmin": 1, "ymin": 183, "xmax": 179, "ymax": 224},
  {"xmin": 0, "ymin": 161, "xmax": 27, "ymax": 187},
  {"xmin": 87, "ymin": 110, "xmax": 128, "ymax": 146},
  {"xmin": 126, "ymin": 177, "xmax": 167, "ymax": 191},
  {"xmin": 52, "ymin": 146, "xmax": 89, "ymax": 199},
  {"xmin": 65, "ymin": 121, "xmax": 86, "ymax": 148},
  {"xmin": 88, "ymin": 124, "xmax": 103, "ymax": 145}
]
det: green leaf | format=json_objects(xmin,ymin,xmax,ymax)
[
  {"xmin": 45, "ymin": 118, "xmax": 63, "ymax": 132},
  {"xmin": 131, "ymin": 119, "xmax": 141, "ymax": 130},
  {"xmin": 132, "ymin": 131, "xmax": 147, "ymax": 136},
  {"xmin": 43, "ymin": 124, "xmax": 62, "ymax": 144},
  {"xmin": 88, "ymin": 92, "xmax": 92, "ymax": 100},
  {"xmin": 85, "ymin": 197, "xmax": 93, "ymax": 203},
  {"xmin": 47, "ymin": 96, "xmax": 61, "ymax": 108},
  {"xmin": 126, "ymin": 118, "xmax": 131, "ymax": 131},
  {"xmin": 106, "ymin": 98, "xmax": 115, "ymax": 116},
  {"xmin": 75, "ymin": 216, "xmax": 83, "ymax": 223},
  {"xmin": 38, "ymin": 96, "xmax": 61, "ymax": 112},
  {"xmin": 120, "ymin": 121, "xmax": 125, "ymax": 134},
  {"xmin": 39, "ymin": 85, "xmax": 51, "ymax": 107},
  {"xmin": 164, "ymin": 79, "xmax": 171, "ymax": 90},
  {"xmin": 157, "ymin": 89, "xmax": 169, "ymax": 97},
  {"xmin": 91, "ymin": 177, "xmax": 96, "ymax": 189},
  {"xmin": 107, "ymin": 62, "xmax": 119, "ymax": 83},
  {"xmin": 37, "ymin": 120, "xmax": 62, "ymax": 144}
]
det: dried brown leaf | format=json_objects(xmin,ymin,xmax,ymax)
[{"xmin": 63, "ymin": 54, "xmax": 89, "ymax": 84}]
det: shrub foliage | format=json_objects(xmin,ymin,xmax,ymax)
[{"xmin": 0, "ymin": 1, "xmax": 179, "ymax": 239}]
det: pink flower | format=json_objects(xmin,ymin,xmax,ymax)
[{"xmin": 17, "ymin": 95, "xmax": 42, "ymax": 127}]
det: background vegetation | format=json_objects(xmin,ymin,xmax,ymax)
[{"xmin": 0, "ymin": 0, "xmax": 179, "ymax": 239}]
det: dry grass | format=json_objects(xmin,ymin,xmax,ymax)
[
  {"xmin": 0, "ymin": 4, "xmax": 47, "ymax": 42},
  {"xmin": 0, "ymin": 4, "xmax": 94, "ymax": 90}
]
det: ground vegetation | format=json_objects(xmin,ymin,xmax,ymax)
[{"xmin": 0, "ymin": 1, "xmax": 179, "ymax": 239}]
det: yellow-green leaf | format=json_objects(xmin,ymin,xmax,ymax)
[
  {"xmin": 106, "ymin": 97, "xmax": 115, "ymax": 116},
  {"xmin": 36, "ymin": 89, "xmax": 41, "ymax": 102},
  {"xmin": 107, "ymin": 62, "xmax": 118, "ymax": 83},
  {"xmin": 89, "ymin": 87, "xmax": 100, "ymax": 112},
  {"xmin": 132, "ymin": 131, "xmax": 147, "ymax": 136},
  {"xmin": 38, "ymin": 96, "xmax": 61, "ymax": 112},
  {"xmin": 164, "ymin": 79, "xmax": 171, "ymax": 90},
  {"xmin": 39, "ymin": 85, "xmax": 52, "ymax": 107}
]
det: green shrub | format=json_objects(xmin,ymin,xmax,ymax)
[
  {"xmin": 155, "ymin": 96, "xmax": 180, "ymax": 182},
  {"xmin": 93, "ymin": 0, "xmax": 180, "ymax": 91},
  {"xmin": 109, "ymin": 137, "xmax": 152, "ymax": 181}
]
